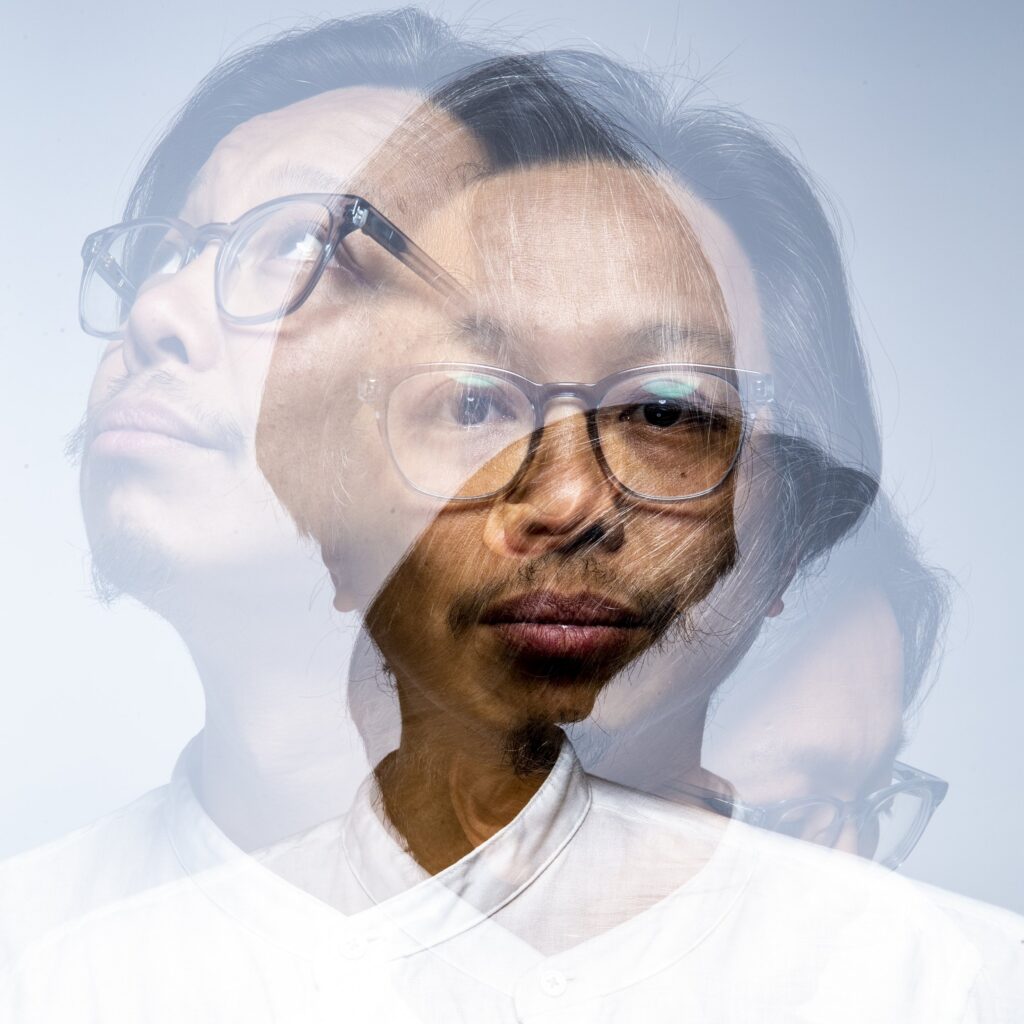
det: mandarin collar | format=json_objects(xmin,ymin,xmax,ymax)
[
  {"xmin": 339, "ymin": 736, "xmax": 593, "ymax": 949},
  {"xmin": 161, "ymin": 732, "xmax": 592, "ymax": 967}
]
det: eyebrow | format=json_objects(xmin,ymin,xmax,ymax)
[
  {"xmin": 445, "ymin": 316, "xmax": 733, "ymax": 370},
  {"xmin": 261, "ymin": 162, "xmax": 351, "ymax": 197},
  {"xmin": 446, "ymin": 315, "xmax": 514, "ymax": 363},
  {"xmin": 623, "ymin": 322, "xmax": 735, "ymax": 365}
]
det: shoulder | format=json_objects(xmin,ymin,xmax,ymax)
[
  {"xmin": 585, "ymin": 773, "xmax": 1023, "ymax": 1020},
  {"xmin": 0, "ymin": 786, "xmax": 180, "ymax": 969},
  {"xmin": 916, "ymin": 883, "xmax": 1024, "ymax": 1021}
]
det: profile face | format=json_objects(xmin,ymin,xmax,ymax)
[
  {"xmin": 77, "ymin": 87, "xmax": 429, "ymax": 599},
  {"xmin": 330, "ymin": 163, "xmax": 752, "ymax": 737}
]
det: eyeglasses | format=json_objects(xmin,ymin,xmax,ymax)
[
  {"xmin": 359, "ymin": 362, "xmax": 773, "ymax": 502},
  {"xmin": 677, "ymin": 762, "xmax": 949, "ymax": 869},
  {"xmin": 79, "ymin": 193, "xmax": 465, "ymax": 339}
]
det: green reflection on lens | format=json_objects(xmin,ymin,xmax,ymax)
[
  {"xmin": 449, "ymin": 372, "xmax": 502, "ymax": 388},
  {"xmin": 643, "ymin": 378, "xmax": 699, "ymax": 399}
]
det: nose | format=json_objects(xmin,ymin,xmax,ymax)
[
  {"xmin": 121, "ymin": 247, "xmax": 225, "ymax": 375},
  {"xmin": 832, "ymin": 818, "xmax": 866, "ymax": 857},
  {"xmin": 484, "ymin": 405, "xmax": 624, "ymax": 559}
]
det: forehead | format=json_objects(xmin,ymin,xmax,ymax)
[
  {"xmin": 406, "ymin": 163, "xmax": 736, "ymax": 370},
  {"xmin": 181, "ymin": 86, "xmax": 423, "ymax": 222}
]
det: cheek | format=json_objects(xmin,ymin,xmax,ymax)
[
  {"xmin": 231, "ymin": 339, "xmax": 278, "ymax": 432},
  {"xmin": 87, "ymin": 343, "xmax": 128, "ymax": 408},
  {"xmin": 638, "ymin": 488, "xmax": 736, "ymax": 561},
  {"xmin": 628, "ymin": 495, "xmax": 738, "ymax": 613}
]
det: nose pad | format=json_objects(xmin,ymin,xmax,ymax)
[
  {"xmin": 482, "ymin": 409, "xmax": 623, "ymax": 558},
  {"xmin": 121, "ymin": 248, "xmax": 223, "ymax": 374}
]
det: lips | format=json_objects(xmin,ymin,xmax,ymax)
[
  {"xmin": 479, "ymin": 591, "xmax": 645, "ymax": 662},
  {"xmin": 89, "ymin": 399, "xmax": 223, "ymax": 454}
]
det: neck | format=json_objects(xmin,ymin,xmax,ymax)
[
  {"xmin": 376, "ymin": 685, "xmax": 558, "ymax": 874},
  {"xmin": 156, "ymin": 566, "xmax": 373, "ymax": 852}
]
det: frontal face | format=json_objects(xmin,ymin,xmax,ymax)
[
  {"xmin": 336, "ymin": 163, "xmax": 745, "ymax": 739},
  {"xmin": 78, "ymin": 86, "xmax": 426, "ymax": 604}
]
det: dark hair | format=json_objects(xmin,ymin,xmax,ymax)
[
  {"xmin": 121, "ymin": 13, "xmax": 943, "ymax": 703},
  {"xmin": 450, "ymin": 51, "xmax": 881, "ymax": 478},
  {"xmin": 430, "ymin": 52, "xmax": 948, "ymax": 709},
  {"xmin": 123, "ymin": 8, "xmax": 494, "ymax": 220},
  {"xmin": 432, "ymin": 53, "xmax": 641, "ymax": 170}
]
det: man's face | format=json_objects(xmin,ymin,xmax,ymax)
[
  {"xmin": 705, "ymin": 584, "xmax": 905, "ymax": 853},
  {"xmin": 330, "ymin": 164, "xmax": 743, "ymax": 738},
  {"xmin": 78, "ymin": 87, "xmax": 426, "ymax": 604}
]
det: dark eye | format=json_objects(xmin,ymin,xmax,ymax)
[{"xmin": 642, "ymin": 400, "xmax": 683, "ymax": 428}]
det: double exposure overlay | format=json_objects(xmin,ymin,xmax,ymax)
[{"xmin": 2, "ymin": 8, "xmax": 1021, "ymax": 1022}]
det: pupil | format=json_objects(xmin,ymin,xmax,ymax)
[
  {"xmin": 456, "ymin": 390, "xmax": 492, "ymax": 425},
  {"xmin": 643, "ymin": 400, "xmax": 682, "ymax": 427}
]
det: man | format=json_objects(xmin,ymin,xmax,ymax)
[
  {"xmin": 5, "ymin": 19, "xmax": 1015, "ymax": 1023},
  {"xmin": 2, "ymin": 8, "xmax": 495, "ymax": 965},
  {"xmin": 253, "ymin": 131, "xmax": 1023, "ymax": 1019}
]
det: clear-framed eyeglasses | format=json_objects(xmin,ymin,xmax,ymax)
[
  {"xmin": 359, "ymin": 361, "xmax": 774, "ymax": 503},
  {"xmin": 79, "ymin": 193, "xmax": 466, "ymax": 339},
  {"xmin": 677, "ymin": 761, "xmax": 949, "ymax": 870}
]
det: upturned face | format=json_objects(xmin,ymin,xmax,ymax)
[
  {"xmin": 322, "ymin": 162, "xmax": 754, "ymax": 740},
  {"xmin": 78, "ymin": 86, "xmax": 476, "ymax": 607}
]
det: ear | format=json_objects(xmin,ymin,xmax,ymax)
[
  {"xmin": 321, "ymin": 543, "xmax": 357, "ymax": 613},
  {"xmin": 764, "ymin": 559, "xmax": 799, "ymax": 620}
]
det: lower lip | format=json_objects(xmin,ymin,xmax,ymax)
[
  {"xmin": 488, "ymin": 622, "xmax": 639, "ymax": 661},
  {"xmin": 89, "ymin": 430, "xmax": 218, "ymax": 457}
]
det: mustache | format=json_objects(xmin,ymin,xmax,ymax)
[{"xmin": 65, "ymin": 370, "xmax": 246, "ymax": 463}]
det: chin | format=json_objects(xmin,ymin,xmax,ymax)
[
  {"xmin": 86, "ymin": 520, "xmax": 178, "ymax": 606},
  {"xmin": 517, "ymin": 674, "xmax": 608, "ymax": 728}
]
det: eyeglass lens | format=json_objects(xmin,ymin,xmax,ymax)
[
  {"xmin": 81, "ymin": 200, "xmax": 354, "ymax": 336},
  {"xmin": 81, "ymin": 223, "xmax": 190, "ymax": 335},
  {"xmin": 869, "ymin": 788, "xmax": 933, "ymax": 866},
  {"xmin": 765, "ymin": 786, "xmax": 932, "ymax": 866},
  {"xmin": 383, "ymin": 367, "xmax": 746, "ymax": 501}
]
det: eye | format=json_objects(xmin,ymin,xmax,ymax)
[
  {"xmin": 146, "ymin": 240, "xmax": 184, "ymax": 276},
  {"xmin": 640, "ymin": 399, "xmax": 684, "ymax": 428},
  {"xmin": 447, "ymin": 376, "xmax": 514, "ymax": 427},
  {"xmin": 272, "ymin": 225, "xmax": 326, "ymax": 263},
  {"xmin": 615, "ymin": 378, "xmax": 724, "ymax": 431}
]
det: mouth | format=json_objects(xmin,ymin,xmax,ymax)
[
  {"xmin": 88, "ymin": 400, "xmax": 224, "ymax": 456},
  {"xmin": 479, "ymin": 590, "xmax": 647, "ymax": 663}
]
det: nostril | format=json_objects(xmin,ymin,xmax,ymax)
[
  {"xmin": 562, "ymin": 522, "xmax": 606, "ymax": 553},
  {"xmin": 156, "ymin": 336, "xmax": 189, "ymax": 363},
  {"xmin": 559, "ymin": 519, "xmax": 625, "ymax": 555}
]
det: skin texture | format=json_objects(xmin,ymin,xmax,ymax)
[
  {"xmin": 77, "ymin": 87, "xmax": 488, "ymax": 850},
  {"xmin": 299, "ymin": 163, "xmax": 746, "ymax": 872},
  {"xmin": 705, "ymin": 584, "xmax": 905, "ymax": 856},
  {"xmin": 80, "ymin": 87, "xmax": 430, "ymax": 611}
]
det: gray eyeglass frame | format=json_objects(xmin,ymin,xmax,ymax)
[
  {"xmin": 359, "ymin": 361, "xmax": 774, "ymax": 503},
  {"xmin": 79, "ymin": 193, "xmax": 467, "ymax": 340},
  {"xmin": 676, "ymin": 761, "xmax": 949, "ymax": 870}
]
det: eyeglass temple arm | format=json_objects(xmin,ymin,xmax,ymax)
[
  {"xmin": 89, "ymin": 246, "xmax": 137, "ymax": 306},
  {"xmin": 355, "ymin": 203, "xmax": 468, "ymax": 305}
]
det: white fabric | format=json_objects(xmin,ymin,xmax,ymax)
[{"xmin": 1, "ymin": 735, "xmax": 1021, "ymax": 1022}]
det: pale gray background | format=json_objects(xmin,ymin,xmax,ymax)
[{"xmin": 2, "ymin": 0, "xmax": 1021, "ymax": 911}]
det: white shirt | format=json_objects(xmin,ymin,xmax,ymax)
[{"xmin": 1, "ymin": 736, "xmax": 1021, "ymax": 1022}]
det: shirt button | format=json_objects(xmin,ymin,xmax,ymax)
[
  {"xmin": 539, "ymin": 968, "xmax": 568, "ymax": 997},
  {"xmin": 341, "ymin": 935, "xmax": 368, "ymax": 960}
]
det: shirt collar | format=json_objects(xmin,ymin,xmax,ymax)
[
  {"xmin": 161, "ymin": 731, "xmax": 592, "ymax": 965},
  {"xmin": 339, "ymin": 735, "xmax": 593, "ymax": 952}
]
